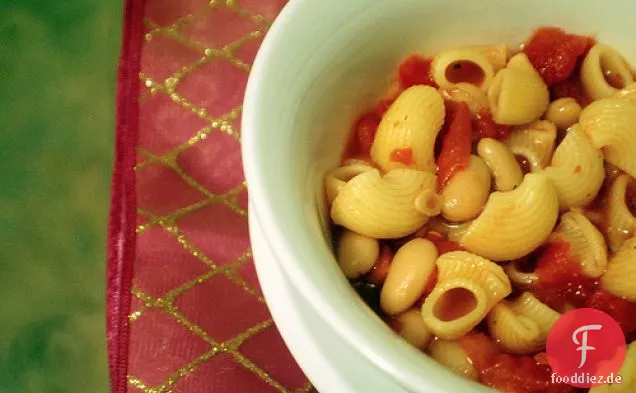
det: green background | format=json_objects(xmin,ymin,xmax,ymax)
[{"xmin": 0, "ymin": 1, "xmax": 121, "ymax": 392}]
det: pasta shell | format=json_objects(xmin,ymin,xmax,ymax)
[
  {"xmin": 331, "ymin": 169, "xmax": 439, "ymax": 238},
  {"xmin": 555, "ymin": 209, "xmax": 608, "ymax": 278},
  {"xmin": 601, "ymin": 237, "xmax": 636, "ymax": 301},
  {"xmin": 371, "ymin": 86, "xmax": 445, "ymax": 172},
  {"xmin": 606, "ymin": 174, "xmax": 636, "ymax": 252},
  {"xmin": 544, "ymin": 125, "xmax": 605, "ymax": 209},
  {"xmin": 460, "ymin": 173, "xmax": 559, "ymax": 261},
  {"xmin": 580, "ymin": 98, "xmax": 636, "ymax": 178},
  {"xmin": 506, "ymin": 120, "xmax": 557, "ymax": 172}
]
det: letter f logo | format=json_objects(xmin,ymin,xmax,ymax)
[{"xmin": 572, "ymin": 324, "xmax": 602, "ymax": 368}]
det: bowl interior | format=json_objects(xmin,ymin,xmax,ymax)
[{"xmin": 242, "ymin": 0, "xmax": 636, "ymax": 392}]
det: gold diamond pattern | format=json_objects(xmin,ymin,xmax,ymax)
[{"xmin": 127, "ymin": 1, "xmax": 315, "ymax": 392}]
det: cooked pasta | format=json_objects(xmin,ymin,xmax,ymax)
[
  {"xmin": 505, "ymin": 120, "xmax": 557, "ymax": 172},
  {"xmin": 440, "ymin": 82, "xmax": 489, "ymax": 115},
  {"xmin": 325, "ymin": 163, "xmax": 375, "ymax": 204},
  {"xmin": 606, "ymin": 174, "xmax": 636, "ymax": 251},
  {"xmin": 553, "ymin": 209, "xmax": 608, "ymax": 278},
  {"xmin": 441, "ymin": 155, "xmax": 492, "ymax": 222},
  {"xmin": 580, "ymin": 98, "xmax": 636, "ymax": 178},
  {"xmin": 487, "ymin": 292, "xmax": 560, "ymax": 354},
  {"xmin": 371, "ymin": 86, "xmax": 445, "ymax": 172},
  {"xmin": 503, "ymin": 260, "xmax": 538, "ymax": 287},
  {"xmin": 431, "ymin": 47, "xmax": 494, "ymax": 90},
  {"xmin": 327, "ymin": 27, "xmax": 636, "ymax": 393},
  {"xmin": 395, "ymin": 309, "xmax": 433, "ymax": 349},
  {"xmin": 477, "ymin": 138, "xmax": 523, "ymax": 192},
  {"xmin": 581, "ymin": 43, "xmax": 634, "ymax": 101},
  {"xmin": 488, "ymin": 53, "xmax": 549, "ymax": 125},
  {"xmin": 613, "ymin": 82, "xmax": 636, "ymax": 103},
  {"xmin": 421, "ymin": 251, "xmax": 511, "ymax": 340},
  {"xmin": 427, "ymin": 338, "xmax": 479, "ymax": 381},
  {"xmin": 336, "ymin": 229, "xmax": 380, "ymax": 279},
  {"xmin": 543, "ymin": 125, "xmax": 605, "ymax": 209},
  {"xmin": 460, "ymin": 173, "xmax": 559, "ymax": 261},
  {"xmin": 331, "ymin": 169, "xmax": 440, "ymax": 238},
  {"xmin": 601, "ymin": 236, "xmax": 636, "ymax": 301},
  {"xmin": 544, "ymin": 97, "xmax": 582, "ymax": 129},
  {"xmin": 381, "ymin": 238, "xmax": 438, "ymax": 314}
]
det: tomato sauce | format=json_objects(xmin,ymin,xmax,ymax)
[
  {"xmin": 550, "ymin": 77, "xmax": 590, "ymax": 107},
  {"xmin": 445, "ymin": 60, "xmax": 485, "ymax": 86},
  {"xmin": 436, "ymin": 101, "xmax": 473, "ymax": 188},
  {"xmin": 398, "ymin": 55, "xmax": 437, "ymax": 89},
  {"xmin": 524, "ymin": 27, "xmax": 595, "ymax": 86}
]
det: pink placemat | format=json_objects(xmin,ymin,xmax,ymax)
[{"xmin": 108, "ymin": 0, "xmax": 316, "ymax": 391}]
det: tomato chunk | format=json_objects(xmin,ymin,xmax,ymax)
[
  {"xmin": 524, "ymin": 27, "xmax": 594, "ymax": 85},
  {"xmin": 436, "ymin": 102, "xmax": 473, "ymax": 188},
  {"xmin": 533, "ymin": 238, "xmax": 597, "ymax": 310},
  {"xmin": 389, "ymin": 148, "xmax": 414, "ymax": 166},
  {"xmin": 474, "ymin": 109, "xmax": 511, "ymax": 140},
  {"xmin": 352, "ymin": 112, "xmax": 381, "ymax": 156},
  {"xmin": 398, "ymin": 55, "xmax": 437, "ymax": 89},
  {"xmin": 550, "ymin": 77, "xmax": 589, "ymax": 106}
]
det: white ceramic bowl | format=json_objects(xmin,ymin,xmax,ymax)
[{"xmin": 242, "ymin": 1, "xmax": 636, "ymax": 392}]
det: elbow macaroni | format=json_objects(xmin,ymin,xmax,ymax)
[
  {"xmin": 371, "ymin": 86, "xmax": 445, "ymax": 172},
  {"xmin": 431, "ymin": 47, "xmax": 495, "ymax": 90},
  {"xmin": 325, "ymin": 163, "xmax": 375, "ymax": 204},
  {"xmin": 505, "ymin": 120, "xmax": 557, "ymax": 172},
  {"xmin": 488, "ymin": 53, "xmax": 549, "ymax": 125},
  {"xmin": 421, "ymin": 251, "xmax": 511, "ymax": 340},
  {"xmin": 331, "ymin": 169, "xmax": 441, "ymax": 238},
  {"xmin": 381, "ymin": 238, "xmax": 438, "ymax": 315},
  {"xmin": 441, "ymin": 155, "xmax": 492, "ymax": 222},
  {"xmin": 477, "ymin": 138, "xmax": 523, "ymax": 191},
  {"xmin": 580, "ymin": 98, "xmax": 636, "ymax": 178},
  {"xmin": 581, "ymin": 43, "xmax": 634, "ymax": 100},
  {"xmin": 601, "ymin": 236, "xmax": 636, "ymax": 301},
  {"xmin": 487, "ymin": 292, "xmax": 560, "ymax": 354},
  {"xmin": 440, "ymin": 82, "xmax": 489, "ymax": 115},
  {"xmin": 554, "ymin": 209, "xmax": 608, "ymax": 278},
  {"xmin": 544, "ymin": 124, "xmax": 605, "ymax": 209},
  {"xmin": 460, "ymin": 173, "xmax": 559, "ymax": 261},
  {"xmin": 606, "ymin": 174, "xmax": 636, "ymax": 252}
]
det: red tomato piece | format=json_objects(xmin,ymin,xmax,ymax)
[
  {"xmin": 524, "ymin": 27, "xmax": 594, "ymax": 86},
  {"xmin": 474, "ymin": 109, "xmax": 512, "ymax": 141},
  {"xmin": 389, "ymin": 148, "xmax": 414, "ymax": 166},
  {"xmin": 533, "ymin": 238, "xmax": 597, "ymax": 310},
  {"xmin": 398, "ymin": 55, "xmax": 437, "ymax": 89},
  {"xmin": 436, "ymin": 102, "xmax": 473, "ymax": 189},
  {"xmin": 368, "ymin": 245, "xmax": 393, "ymax": 285},
  {"xmin": 353, "ymin": 112, "xmax": 381, "ymax": 156},
  {"xmin": 550, "ymin": 77, "xmax": 589, "ymax": 106},
  {"xmin": 481, "ymin": 355, "xmax": 576, "ymax": 393},
  {"xmin": 459, "ymin": 332, "xmax": 500, "ymax": 371}
]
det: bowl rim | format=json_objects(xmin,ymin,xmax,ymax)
[{"xmin": 241, "ymin": 1, "xmax": 494, "ymax": 392}]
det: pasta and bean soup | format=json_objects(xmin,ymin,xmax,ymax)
[{"xmin": 324, "ymin": 27, "xmax": 636, "ymax": 393}]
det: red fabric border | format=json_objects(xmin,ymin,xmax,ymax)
[{"xmin": 106, "ymin": 0, "xmax": 145, "ymax": 392}]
